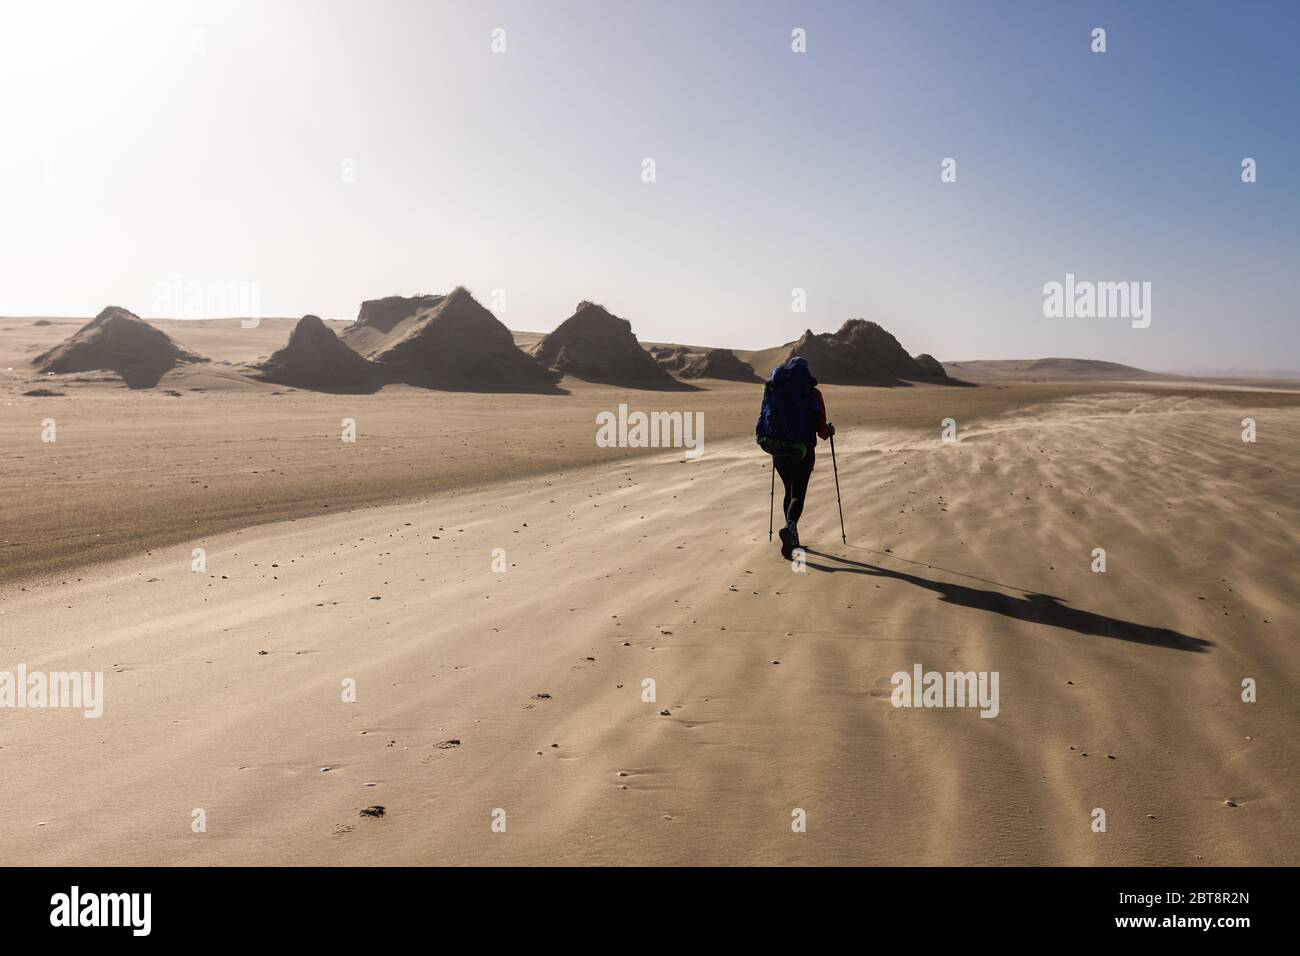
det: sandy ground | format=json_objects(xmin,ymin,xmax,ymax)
[
  {"xmin": 2, "ymin": 384, "xmax": 1297, "ymax": 865},
  {"xmin": 10, "ymin": 352, "xmax": 1225, "ymax": 583},
  {"xmin": 6, "ymin": 316, "xmax": 1295, "ymax": 584}
]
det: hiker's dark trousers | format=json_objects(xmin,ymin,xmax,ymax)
[{"xmin": 775, "ymin": 448, "xmax": 815, "ymax": 525}]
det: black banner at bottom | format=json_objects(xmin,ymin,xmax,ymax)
[{"xmin": 0, "ymin": 866, "xmax": 1272, "ymax": 941}]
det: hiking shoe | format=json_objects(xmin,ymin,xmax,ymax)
[{"xmin": 778, "ymin": 527, "xmax": 794, "ymax": 560}]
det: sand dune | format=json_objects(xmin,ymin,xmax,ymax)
[
  {"xmin": 34, "ymin": 307, "xmax": 207, "ymax": 389},
  {"xmin": 2, "ymin": 389, "xmax": 1295, "ymax": 865},
  {"xmin": 339, "ymin": 288, "xmax": 559, "ymax": 391},
  {"xmin": 741, "ymin": 320, "xmax": 953, "ymax": 387},
  {"xmin": 532, "ymin": 301, "xmax": 684, "ymax": 389},
  {"xmin": 152, "ymin": 316, "xmax": 352, "ymax": 365},
  {"xmin": 338, "ymin": 294, "xmax": 444, "ymax": 358},
  {"xmin": 10, "ymin": 310, "xmax": 1230, "ymax": 397},
  {"xmin": 252, "ymin": 315, "xmax": 379, "ymax": 392},
  {"xmin": 651, "ymin": 345, "xmax": 760, "ymax": 382}
]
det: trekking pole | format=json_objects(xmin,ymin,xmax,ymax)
[
  {"xmin": 830, "ymin": 432, "xmax": 846, "ymax": 544},
  {"xmin": 768, "ymin": 460, "xmax": 776, "ymax": 541}
]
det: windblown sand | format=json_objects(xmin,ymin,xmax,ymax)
[
  {"xmin": 5, "ymin": 361, "xmax": 1184, "ymax": 582},
  {"xmin": 2, "ymin": 381, "xmax": 1296, "ymax": 864}
]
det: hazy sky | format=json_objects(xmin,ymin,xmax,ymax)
[{"xmin": 1, "ymin": 0, "xmax": 1295, "ymax": 370}]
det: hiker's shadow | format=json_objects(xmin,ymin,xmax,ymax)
[{"xmin": 803, "ymin": 549, "xmax": 1211, "ymax": 653}]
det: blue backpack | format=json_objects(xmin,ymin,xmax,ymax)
[{"xmin": 756, "ymin": 357, "xmax": 816, "ymax": 459}]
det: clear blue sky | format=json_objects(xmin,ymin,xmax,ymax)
[{"xmin": 1, "ymin": 0, "xmax": 1295, "ymax": 371}]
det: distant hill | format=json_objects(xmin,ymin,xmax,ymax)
[
  {"xmin": 942, "ymin": 358, "xmax": 1163, "ymax": 382},
  {"xmin": 739, "ymin": 320, "xmax": 952, "ymax": 386},
  {"xmin": 1166, "ymin": 367, "xmax": 1300, "ymax": 381}
]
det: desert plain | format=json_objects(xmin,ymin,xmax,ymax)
[{"xmin": 1, "ymin": 310, "xmax": 1297, "ymax": 865}]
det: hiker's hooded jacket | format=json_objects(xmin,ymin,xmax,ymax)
[{"xmin": 809, "ymin": 387, "xmax": 832, "ymax": 444}]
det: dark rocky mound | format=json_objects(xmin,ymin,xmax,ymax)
[
  {"xmin": 651, "ymin": 345, "xmax": 759, "ymax": 382},
  {"xmin": 349, "ymin": 287, "xmax": 558, "ymax": 391},
  {"xmin": 34, "ymin": 306, "xmax": 206, "ymax": 388},
  {"xmin": 533, "ymin": 301, "xmax": 683, "ymax": 389},
  {"xmin": 774, "ymin": 320, "xmax": 950, "ymax": 385},
  {"xmin": 912, "ymin": 353, "xmax": 946, "ymax": 377},
  {"xmin": 252, "ymin": 315, "xmax": 378, "ymax": 391}
]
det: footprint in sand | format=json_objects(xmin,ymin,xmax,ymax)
[{"xmin": 359, "ymin": 806, "xmax": 385, "ymax": 818}]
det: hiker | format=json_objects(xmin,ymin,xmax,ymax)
[{"xmin": 755, "ymin": 356, "xmax": 835, "ymax": 559}]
